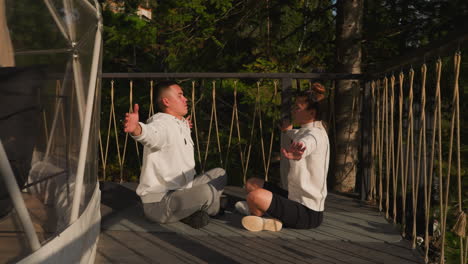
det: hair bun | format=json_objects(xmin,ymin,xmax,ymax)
[
  {"xmin": 296, "ymin": 82, "xmax": 327, "ymax": 102},
  {"xmin": 311, "ymin": 82, "xmax": 325, "ymax": 95}
]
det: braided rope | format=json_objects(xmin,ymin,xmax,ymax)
[
  {"xmin": 435, "ymin": 59, "xmax": 444, "ymax": 263},
  {"xmin": 257, "ymin": 82, "xmax": 268, "ymax": 179},
  {"xmin": 404, "ymin": 68, "xmax": 414, "ymax": 238},
  {"xmin": 441, "ymin": 52, "xmax": 462, "ymax": 263},
  {"xmin": 148, "ymin": 80, "xmax": 155, "ymax": 118},
  {"xmin": 212, "ymin": 81, "xmax": 223, "ymax": 167},
  {"xmin": 202, "ymin": 82, "xmax": 215, "ymax": 172},
  {"xmin": 110, "ymin": 81, "xmax": 123, "ymax": 182},
  {"xmin": 452, "ymin": 52, "xmax": 465, "ymax": 264},
  {"xmin": 98, "ymin": 80, "xmax": 114, "ymax": 181},
  {"xmin": 347, "ymin": 52, "xmax": 463, "ymax": 263},
  {"xmin": 390, "ymin": 75, "xmax": 397, "ymax": 223},
  {"xmin": 421, "ymin": 62, "xmax": 433, "ymax": 263},
  {"xmin": 243, "ymin": 83, "xmax": 260, "ymax": 184},
  {"xmin": 120, "ymin": 81, "xmax": 131, "ymax": 182},
  {"xmin": 191, "ymin": 81, "xmax": 203, "ymax": 169},
  {"xmin": 384, "ymin": 77, "xmax": 390, "ymax": 219},
  {"xmin": 376, "ymin": 79, "xmax": 383, "ymax": 211},
  {"xmin": 224, "ymin": 81, "xmax": 247, "ymax": 175},
  {"xmin": 369, "ymin": 81, "xmax": 377, "ymax": 200},
  {"xmin": 406, "ymin": 69, "xmax": 419, "ymax": 248},
  {"xmin": 424, "ymin": 61, "xmax": 442, "ymax": 263},
  {"xmin": 414, "ymin": 64, "xmax": 427, "ymax": 249},
  {"xmin": 235, "ymin": 85, "xmax": 246, "ymax": 182},
  {"xmin": 265, "ymin": 81, "xmax": 279, "ymax": 181},
  {"xmin": 224, "ymin": 81, "xmax": 236, "ymax": 169},
  {"xmin": 397, "ymin": 71, "xmax": 407, "ymax": 237}
]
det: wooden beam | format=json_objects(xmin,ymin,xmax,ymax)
[{"xmin": 101, "ymin": 72, "xmax": 363, "ymax": 80}]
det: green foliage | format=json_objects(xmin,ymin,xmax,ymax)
[
  {"xmin": 102, "ymin": 10, "xmax": 158, "ymax": 72},
  {"xmin": 101, "ymin": 0, "xmax": 336, "ymax": 73},
  {"xmin": 363, "ymin": 0, "xmax": 468, "ymax": 71},
  {"xmin": 99, "ymin": 0, "xmax": 336, "ymax": 185}
]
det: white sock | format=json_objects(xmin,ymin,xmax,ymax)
[{"xmin": 234, "ymin": 201, "xmax": 250, "ymax": 215}]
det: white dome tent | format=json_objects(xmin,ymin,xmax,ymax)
[{"xmin": 0, "ymin": 0, "xmax": 102, "ymax": 263}]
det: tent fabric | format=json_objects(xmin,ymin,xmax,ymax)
[
  {"xmin": 0, "ymin": 0, "xmax": 102, "ymax": 262},
  {"xmin": 18, "ymin": 184, "xmax": 101, "ymax": 264},
  {"xmin": 0, "ymin": 66, "xmax": 45, "ymax": 218}
]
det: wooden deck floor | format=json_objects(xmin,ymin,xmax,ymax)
[{"xmin": 96, "ymin": 182, "xmax": 424, "ymax": 264}]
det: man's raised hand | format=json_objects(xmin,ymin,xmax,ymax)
[
  {"xmin": 124, "ymin": 104, "xmax": 141, "ymax": 136},
  {"xmin": 281, "ymin": 141, "xmax": 306, "ymax": 160}
]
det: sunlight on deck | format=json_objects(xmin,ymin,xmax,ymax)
[{"xmin": 96, "ymin": 183, "xmax": 424, "ymax": 264}]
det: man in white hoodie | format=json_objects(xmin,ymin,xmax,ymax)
[
  {"xmin": 123, "ymin": 80, "xmax": 226, "ymax": 229},
  {"xmin": 240, "ymin": 83, "xmax": 329, "ymax": 232}
]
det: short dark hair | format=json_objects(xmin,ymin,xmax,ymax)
[
  {"xmin": 296, "ymin": 82, "xmax": 327, "ymax": 121},
  {"xmin": 155, "ymin": 80, "xmax": 179, "ymax": 112}
]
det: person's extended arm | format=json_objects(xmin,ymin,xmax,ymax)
[
  {"xmin": 281, "ymin": 130, "xmax": 318, "ymax": 160},
  {"xmin": 280, "ymin": 119, "xmax": 308, "ymax": 160},
  {"xmin": 124, "ymin": 104, "xmax": 166, "ymax": 149},
  {"xmin": 124, "ymin": 104, "xmax": 142, "ymax": 136},
  {"xmin": 281, "ymin": 141, "xmax": 306, "ymax": 160}
]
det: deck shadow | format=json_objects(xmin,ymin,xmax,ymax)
[{"xmin": 97, "ymin": 182, "xmax": 424, "ymax": 264}]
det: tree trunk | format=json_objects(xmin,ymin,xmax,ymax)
[{"xmin": 333, "ymin": 0, "xmax": 363, "ymax": 192}]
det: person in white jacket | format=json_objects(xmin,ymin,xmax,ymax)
[
  {"xmin": 240, "ymin": 83, "xmax": 329, "ymax": 232},
  {"xmin": 123, "ymin": 80, "xmax": 226, "ymax": 229}
]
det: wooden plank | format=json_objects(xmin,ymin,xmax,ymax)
[{"xmin": 96, "ymin": 184, "xmax": 424, "ymax": 263}]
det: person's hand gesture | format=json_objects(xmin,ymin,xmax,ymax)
[
  {"xmin": 124, "ymin": 104, "xmax": 141, "ymax": 136},
  {"xmin": 281, "ymin": 141, "xmax": 306, "ymax": 160}
]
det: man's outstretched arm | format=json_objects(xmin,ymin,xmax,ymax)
[
  {"xmin": 281, "ymin": 141, "xmax": 306, "ymax": 160},
  {"xmin": 124, "ymin": 104, "xmax": 141, "ymax": 136}
]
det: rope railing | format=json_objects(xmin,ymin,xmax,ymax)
[
  {"xmin": 366, "ymin": 51, "xmax": 466, "ymax": 264},
  {"xmin": 98, "ymin": 74, "xmax": 359, "ymax": 189},
  {"xmin": 98, "ymin": 77, "xmax": 331, "ymax": 188}
]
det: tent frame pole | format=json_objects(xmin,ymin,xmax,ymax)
[
  {"xmin": 0, "ymin": 140, "xmax": 41, "ymax": 252},
  {"xmin": 70, "ymin": 10, "xmax": 102, "ymax": 222}
]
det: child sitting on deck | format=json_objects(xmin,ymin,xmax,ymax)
[{"xmin": 238, "ymin": 83, "xmax": 330, "ymax": 232}]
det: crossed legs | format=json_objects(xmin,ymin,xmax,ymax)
[
  {"xmin": 143, "ymin": 168, "xmax": 227, "ymax": 224},
  {"xmin": 245, "ymin": 177, "xmax": 273, "ymax": 216}
]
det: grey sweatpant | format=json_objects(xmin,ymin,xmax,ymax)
[{"xmin": 142, "ymin": 168, "xmax": 227, "ymax": 223}]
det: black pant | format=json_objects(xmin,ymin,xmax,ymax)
[{"xmin": 263, "ymin": 182, "xmax": 323, "ymax": 229}]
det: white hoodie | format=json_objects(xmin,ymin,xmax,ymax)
[
  {"xmin": 132, "ymin": 113, "xmax": 196, "ymax": 203},
  {"xmin": 282, "ymin": 121, "xmax": 330, "ymax": 212}
]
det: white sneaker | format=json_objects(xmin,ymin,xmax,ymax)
[
  {"xmin": 241, "ymin": 216, "xmax": 282, "ymax": 232},
  {"xmin": 235, "ymin": 201, "xmax": 250, "ymax": 215}
]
